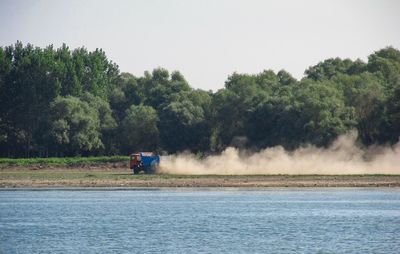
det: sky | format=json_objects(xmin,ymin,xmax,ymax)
[{"xmin": 0, "ymin": 0, "xmax": 399, "ymax": 91}]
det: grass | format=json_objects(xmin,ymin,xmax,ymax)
[
  {"xmin": 0, "ymin": 171, "xmax": 130, "ymax": 180},
  {"xmin": 0, "ymin": 156, "xmax": 129, "ymax": 166}
]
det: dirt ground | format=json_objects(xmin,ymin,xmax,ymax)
[{"xmin": 1, "ymin": 165, "xmax": 400, "ymax": 188}]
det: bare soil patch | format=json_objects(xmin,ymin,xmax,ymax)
[{"xmin": 1, "ymin": 167, "xmax": 399, "ymax": 188}]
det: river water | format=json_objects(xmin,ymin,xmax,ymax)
[{"xmin": 0, "ymin": 188, "xmax": 399, "ymax": 253}]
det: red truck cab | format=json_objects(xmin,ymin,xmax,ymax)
[{"xmin": 129, "ymin": 153, "xmax": 141, "ymax": 169}]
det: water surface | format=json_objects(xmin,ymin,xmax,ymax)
[{"xmin": 0, "ymin": 188, "xmax": 399, "ymax": 253}]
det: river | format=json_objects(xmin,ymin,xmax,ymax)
[{"xmin": 1, "ymin": 188, "xmax": 399, "ymax": 253}]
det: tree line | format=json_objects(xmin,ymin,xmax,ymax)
[{"xmin": 0, "ymin": 42, "xmax": 399, "ymax": 157}]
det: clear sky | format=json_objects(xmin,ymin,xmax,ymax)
[{"xmin": 1, "ymin": 0, "xmax": 399, "ymax": 91}]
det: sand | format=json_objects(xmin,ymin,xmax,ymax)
[{"xmin": 1, "ymin": 166, "xmax": 399, "ymax": 188}]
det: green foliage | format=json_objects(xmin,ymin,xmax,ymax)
[
  {"xmin": 0, "ymin": 156, "xmax": 128, "ymax": 166},
  {"xmin": 121, "ymin": 104, "xmax": 159, "ymax": 153},
  {"xmin": 385, "ymin": 81, "xmax": 400, "ymax": 143},
  {"xmin": 0, "ymin": 42, "xmax": 119, "ymax": 157},
  {"xmin": 0, "ymin": 42, "xmax": 399, "ymax": 157},
  {"xmin": 305, "ymin": 58, "xmax": 366, "ymax": 81},
  {"xmin": 159, "ymin": 99, "xmax": 208, "ymax": 153},
  {"xmin": 137, "ymin": 68, "xmax": 192, "ymax": 110},
  {"xmin": 49, "ymin": 96, "xmax": 104, "ymax": 155},
  {"xmin": 367, "ymin": 47, "xmax": 400, "ymax": 86},
  {"xmin": 333, "ymin": 73, "xmax": 387, "ymax": 144},
  {"xmin": 108, "ymin": 72, "xmax": 142, "ymax": 122},
  {"xmin": 291, "ymin": 80, "xmax": 355, "ymax": 146}
]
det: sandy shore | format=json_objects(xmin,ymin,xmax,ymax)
[
  {"xmin": 2, "ymin": 176, "xmax": 399, "ymax": 188},
  {"xmin": 1, "ymin": 166, "xmax": 400, "ymax": 188}
]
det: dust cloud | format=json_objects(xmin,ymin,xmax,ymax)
[{"xmin": 158, "ymin": 132, "xmax": 400, "ymax": 175}]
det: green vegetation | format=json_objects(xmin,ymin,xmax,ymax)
[
  {"xmin": 1, "ymin": 42, "xmax": 400, "ymax": 157},
  {"xmin": 0, "ymin": 156, "xmax": 128, "ymax": 166}
]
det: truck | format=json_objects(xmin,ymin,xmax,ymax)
[{"xmin": 129, "ymin": 152, "xmax": 160, "ymax": 174}]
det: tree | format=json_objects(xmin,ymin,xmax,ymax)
[
  {"xmin": 159, "ymin": 100, "xmax": 206, "ymax": 153},
  {"xmin": 71, "ymin": 47, "xmax": 119, "ymax": 98},
  {"xmin": 137, "ymin": 68, "xmax": 192, "ymax": 110},
  {"xmin": 120, "ymin": 105, "xmax": 159, "ymax": 153},
  {"xmin": 0, "ymin": 47, "xmax": 13, "ymax": 152},
  {"xmin": 246, "ymin": 95, "xmax": 293, "ymax": 148},
  {"xmin": 367, "ymin": 47, "xmax": 400, "ymax": 88},
  {"xmin": 1, "ymin": 42, "xmax": 400, "ymax": 157},
  {"xmin": 384, "ymin": 81, "xmax": 400, "ymax": 144},
  {"xmin": 305, "ymin": 58, "xmax": 366, "ymax": 81},
  {"xmin": 49, "ymin": 96, "xmax": 103, "ymax": 155},
  {"xmin": 333, "ymin": 73, "xmax": 387, "ymax": 145},
  {"xmin": 0, "ymin": 42, "xmax": 61, "ymax": 156},
  {"xmin": 291, "ymin": 80, "xmax": 356, "ymax": 146},
  {"xmin": 108, "ymin": 72, "xmax": 142, "ymax": 122}
]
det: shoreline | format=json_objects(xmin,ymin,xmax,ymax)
[
  {"xmin": 1, "ymin": 186, "xmax": 400, "ymax": 191},
  {"xmin": 1, "ymin": 169, "xmax": 400, "ymax": 188}
]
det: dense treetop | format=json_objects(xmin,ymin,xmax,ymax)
[{"xmin": 0, "ymin": 42, "xmax": 399, "ymax": 157}]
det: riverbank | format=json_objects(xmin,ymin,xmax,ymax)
[{"xmin": 1, "ymin": 167, "xmax": 399, "ymax": 188}]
